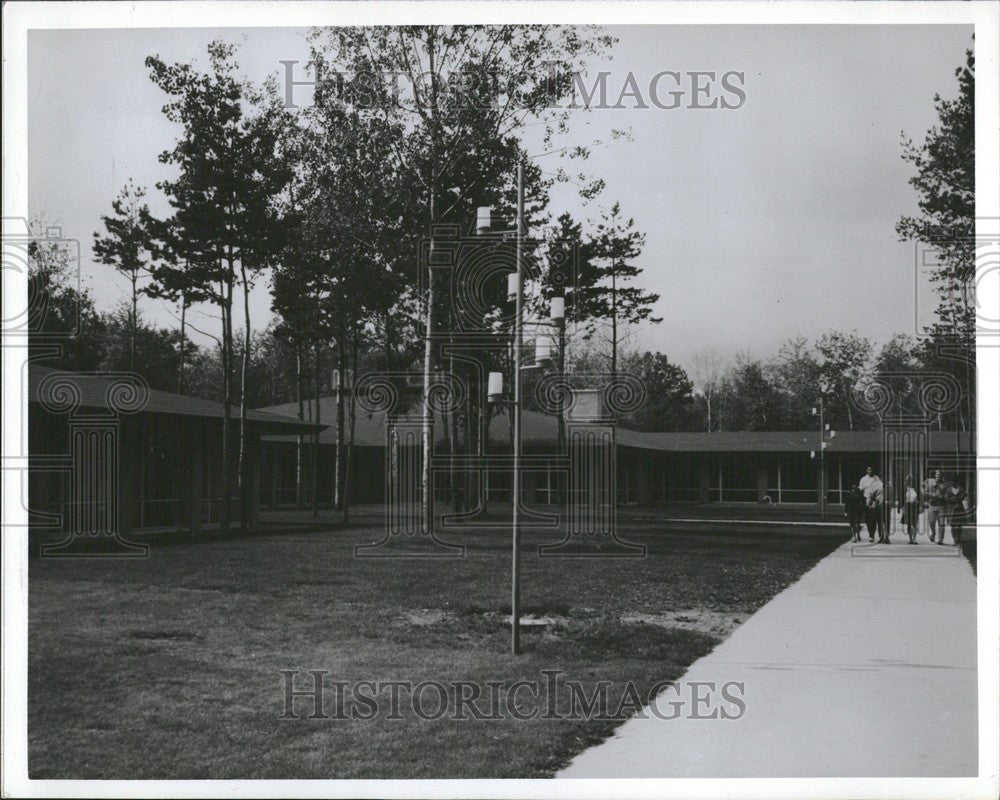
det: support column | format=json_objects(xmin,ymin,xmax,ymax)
[
  {"xmin": 698, "ymin": 456, "xmax": 710, "ymax": 504},
  {"xmin": 118, "ymin": 417, "xmax": 139, "ymax": 540},
  {"xmin": 817, "ymin": 458, "xmax": 825, "ymax": 510},
  {"xmin": 756, "ymin": 460, "xmax": 768, "ymax": 504},
  {"xmin": 189, "ymin": 422, "xmax": 203, "ymax": 535},
  {"xmin": 251, "ymin": 434, "xmax": 261, "ymax": 528},
  {"xmin": 270, "ymin": 448, "xmax": 280, "ymax": 508},
  {"xmin": 636, "ymin": 455, "xmax": 652, "ymax": 505}
]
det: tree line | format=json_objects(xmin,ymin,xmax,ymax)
[
  {"xmin": 29, "ymin": 32, "xmax": 975, "ymax": 526},
  {"xmin": 31, "ymin": 27, "xmax": 663, "ymax": 530}
]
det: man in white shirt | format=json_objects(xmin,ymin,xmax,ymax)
[
  {"xmin": 860, "ymin": 467, "xmax": 885, "ymax": 542},
  {"xmin": 859, "ymin": 465, "xmax": 878, "ymax": 499}
]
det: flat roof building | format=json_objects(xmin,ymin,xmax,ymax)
[
  {"xmin": 256, "ymin": 394, "xmax": 972, "ymax": 514},
  {"xmin": 26, "ymin": 365, "xmax": 323, "ymax": 549}
]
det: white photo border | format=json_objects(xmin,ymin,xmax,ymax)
[{"xmin": 3, "ymin": 2, "xmax": 998, "ymax": 799}]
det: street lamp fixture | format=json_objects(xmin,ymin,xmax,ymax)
[
  {"xmin": 811, "ymin": 398, "xmax": 836, "ymax": 517},
  {"xmin": 487, "ymin": 371, "xmax": 504, "ymax": 403},
  {"xmin": 506, "ymin": 271, "xmax": 519, "ymax": 303},
  {"xmin": 534, "ymin": 335, "xmax": 553, "ymax": 368},
  {"xmin": 476, "ymin": 206, "xmax": 494, "ymax": 235}
]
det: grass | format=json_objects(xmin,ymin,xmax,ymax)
[{"xmin": 28, "ymin": 523, "xmax": 844, "ymax": 779}]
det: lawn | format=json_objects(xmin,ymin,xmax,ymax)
[{"xmin": 28, "ymin": 523, "xmax": 845, "ymax": 779}]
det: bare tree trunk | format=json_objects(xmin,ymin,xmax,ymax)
[
  {"xmin": 383, "ymin": 309, "xmax": 394, "ymax": 370},
  {"xmin": 177, "ymin": 290, "xmax": 187, "ymax": 394},
  {"xmin": 237, "ymin": 262, "xmax": 252, "ymax": 532},
  {"xmin": 311, "ymin": 348, "xmax": 321, "ymax": 518},
  {"xmin": 296, "ymin": 350, "xmax": 305, "ymax": 509},
  {"xmin": 610, "ymin": 261, "xmax": 618, "ymax": 380},
  {"xmin": 130, "ymin": 270, "xmax": 138, "ymax": 374},
  {"xmin": 220, "ymin": 275, "xmax": 234, "ymax": 536},
  {"xmin": 421, "ymin": 28, "xmax": 439, "ymax": 537},
  {"xmin": 334, "ymin": 339, "xmax": 346, "ymax": 511},
  {"xmin": 448, "ymin": 335, "xmax": 460, "ymax": 512},
  {"xmin": 422, "ymin": 275, "xmax": 435, "ymax": 533},
  {"xmin": 343, "ymin": 327, "xmax": 359, "ymax": 525}
]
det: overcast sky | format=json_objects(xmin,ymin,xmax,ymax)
[{"xmin": 28, "ymin": 24, "xmax": 973, "ymax": 376}]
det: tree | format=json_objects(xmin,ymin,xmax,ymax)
[
  {"xmin": 27, "ymin": 225, "xmax": 107, "ymax": 372},
  {"xmin": 580, "ymin": 202, "xmax": 661, "ymax": 378},
  {"xmin": 310, "ymin": 24, "xmax": 616, "ymax": 524},
  {"xmin": 141, "ymin": 214, "xmax": 196, "ymax": 394},
  {"xmin": 815, "ymin": 331, "xmax": 873, "ymax": 430},
  {"xmin": 618, "ymin": 351, "xmax": 695, "ymax": 432},
  {"xmin": 767, "ymin": 335, "xmax": 822, "ymax": 430},
  {"xmin": 93, "ymin": 179, "xmax": 151, "ymax": 372},
  {"xmin": 897, "ymin": 46, "xmax": 975, "ymax": 437},
  {"xmin": 720, "ymin": 354, "xmax": 786, "ymax": 431},
  {"xmin": 871, "ymin": 333, "xmax": 928, "ymax": 422},
  {"xmin": 145, "ymin": 40, "xmax": 290, "ymax": 534},
  {"xmin": 98, "ymin": 305, "xmax": 186, "ymax": 392},
  {"xmin": 691, "ymin": 347, "xmax": 725, "ymax": 431}
]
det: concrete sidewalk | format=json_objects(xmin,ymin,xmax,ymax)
[{"xmin": 559, "ymin": 538, "xmax": 978, "ymax": 778}]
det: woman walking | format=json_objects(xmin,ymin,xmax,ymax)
[
  {"xmin": 924, "ymin": 470, "xmax": 947, "ymax": 543},
  {"xmin": 947, "ymin": 476, "xmax": 968, "ymax": 547},
  {"xmin": 898, "ymin": 474, "xmax": 921, "ymax": 544}
]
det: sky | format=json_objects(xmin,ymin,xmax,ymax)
[{"xmin": 27, "ymin": 24, "xmax": 973, "ymax": 377}]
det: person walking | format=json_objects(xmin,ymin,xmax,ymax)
[
  {"xmin": 898, "ymin": 474, "xmax": 921, "ymax": 544},
  {"xmin": 859, "ymin": 465, "xmax": 877, "ymax": 498},
  {"xmin": 864, "ymin": 472, "xmax": 885, "ymax": 543},
  {"xmin": 946, "ymin": 476, "xmax": 968, "ymax": 547},
  {"xmin": 882, "ymin": 477, "xmax": 894, "ymax": 542},
  {"xmin": 924, "ymin": 470, "xmax": 947, "ymax": 543},
  {"xmin": 845, "ymin": 485, "xmax": 865, "ymax": 543}
]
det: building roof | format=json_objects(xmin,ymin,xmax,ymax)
[
  {"xmin": 258, "ymin": 395, "xmax": 559, "ymax": 447},
  {"xmin": 28, "ymin": 365, "xmax": 324, "ymax": 435},
  {"xmin": 614, "ymin": 428, "xmax": 971, "ymax": 453},
  {"xmin": 257, "ymin": 392, "xmax": 971, "ymax": 453}
]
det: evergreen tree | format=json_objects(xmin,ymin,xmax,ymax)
[
  {"xmin": 93, "ymin": 179, "xmax": 151, "ymax": 372},
  {"xmin": 580, "ymin": 202, "xmax": 661, "ymax": 378}
]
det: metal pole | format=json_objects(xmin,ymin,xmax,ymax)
[
  {"xmin": 512, "ymin": 161, "xmax": 524, "ymax": 656},
  {"xmin": 556, "ymin": 317, "xmax": 566, "ymax": 507},
  {"xmin": 819, "ymin": 397, "xmax": 826, "ymax": 517}
]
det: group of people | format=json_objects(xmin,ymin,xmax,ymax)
[{"xmin": 844, "ymin": 467, "xmax": 968, "ymax": 545}]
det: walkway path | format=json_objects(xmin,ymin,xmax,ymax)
[{"xmin": 559, "ymin": 537, "xmax": 978, "ymax": 778}]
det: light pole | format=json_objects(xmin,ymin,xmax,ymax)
[
  {"xmin": 479, "ymin": 162, "xmax": 527, "ymax": 655},
  {"xmin": 511, "ymin": 161, "xmax": 525, "ymax": 657},
  {"xmin": 551, "ymin": 297, "xmax": 566, "ymax": 506},
  {"xmin": 478, "ymin": 161, "xmax": 565, "ymax": 655},
  {"xmin": 811, "ymin": 396, "xmax": 836, "ymax": 517}
]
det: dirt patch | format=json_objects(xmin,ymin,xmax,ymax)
[
  {"xmin": 127, "ymin": 629, "xmax": 200, "ymax": 642},
  {"xmin": 622, "ymin": 609, "xmax": 743, "ymax": 638},
  {"xmin": 402, "ymin": 609, "xmax": 449, "ymax": 626}
]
